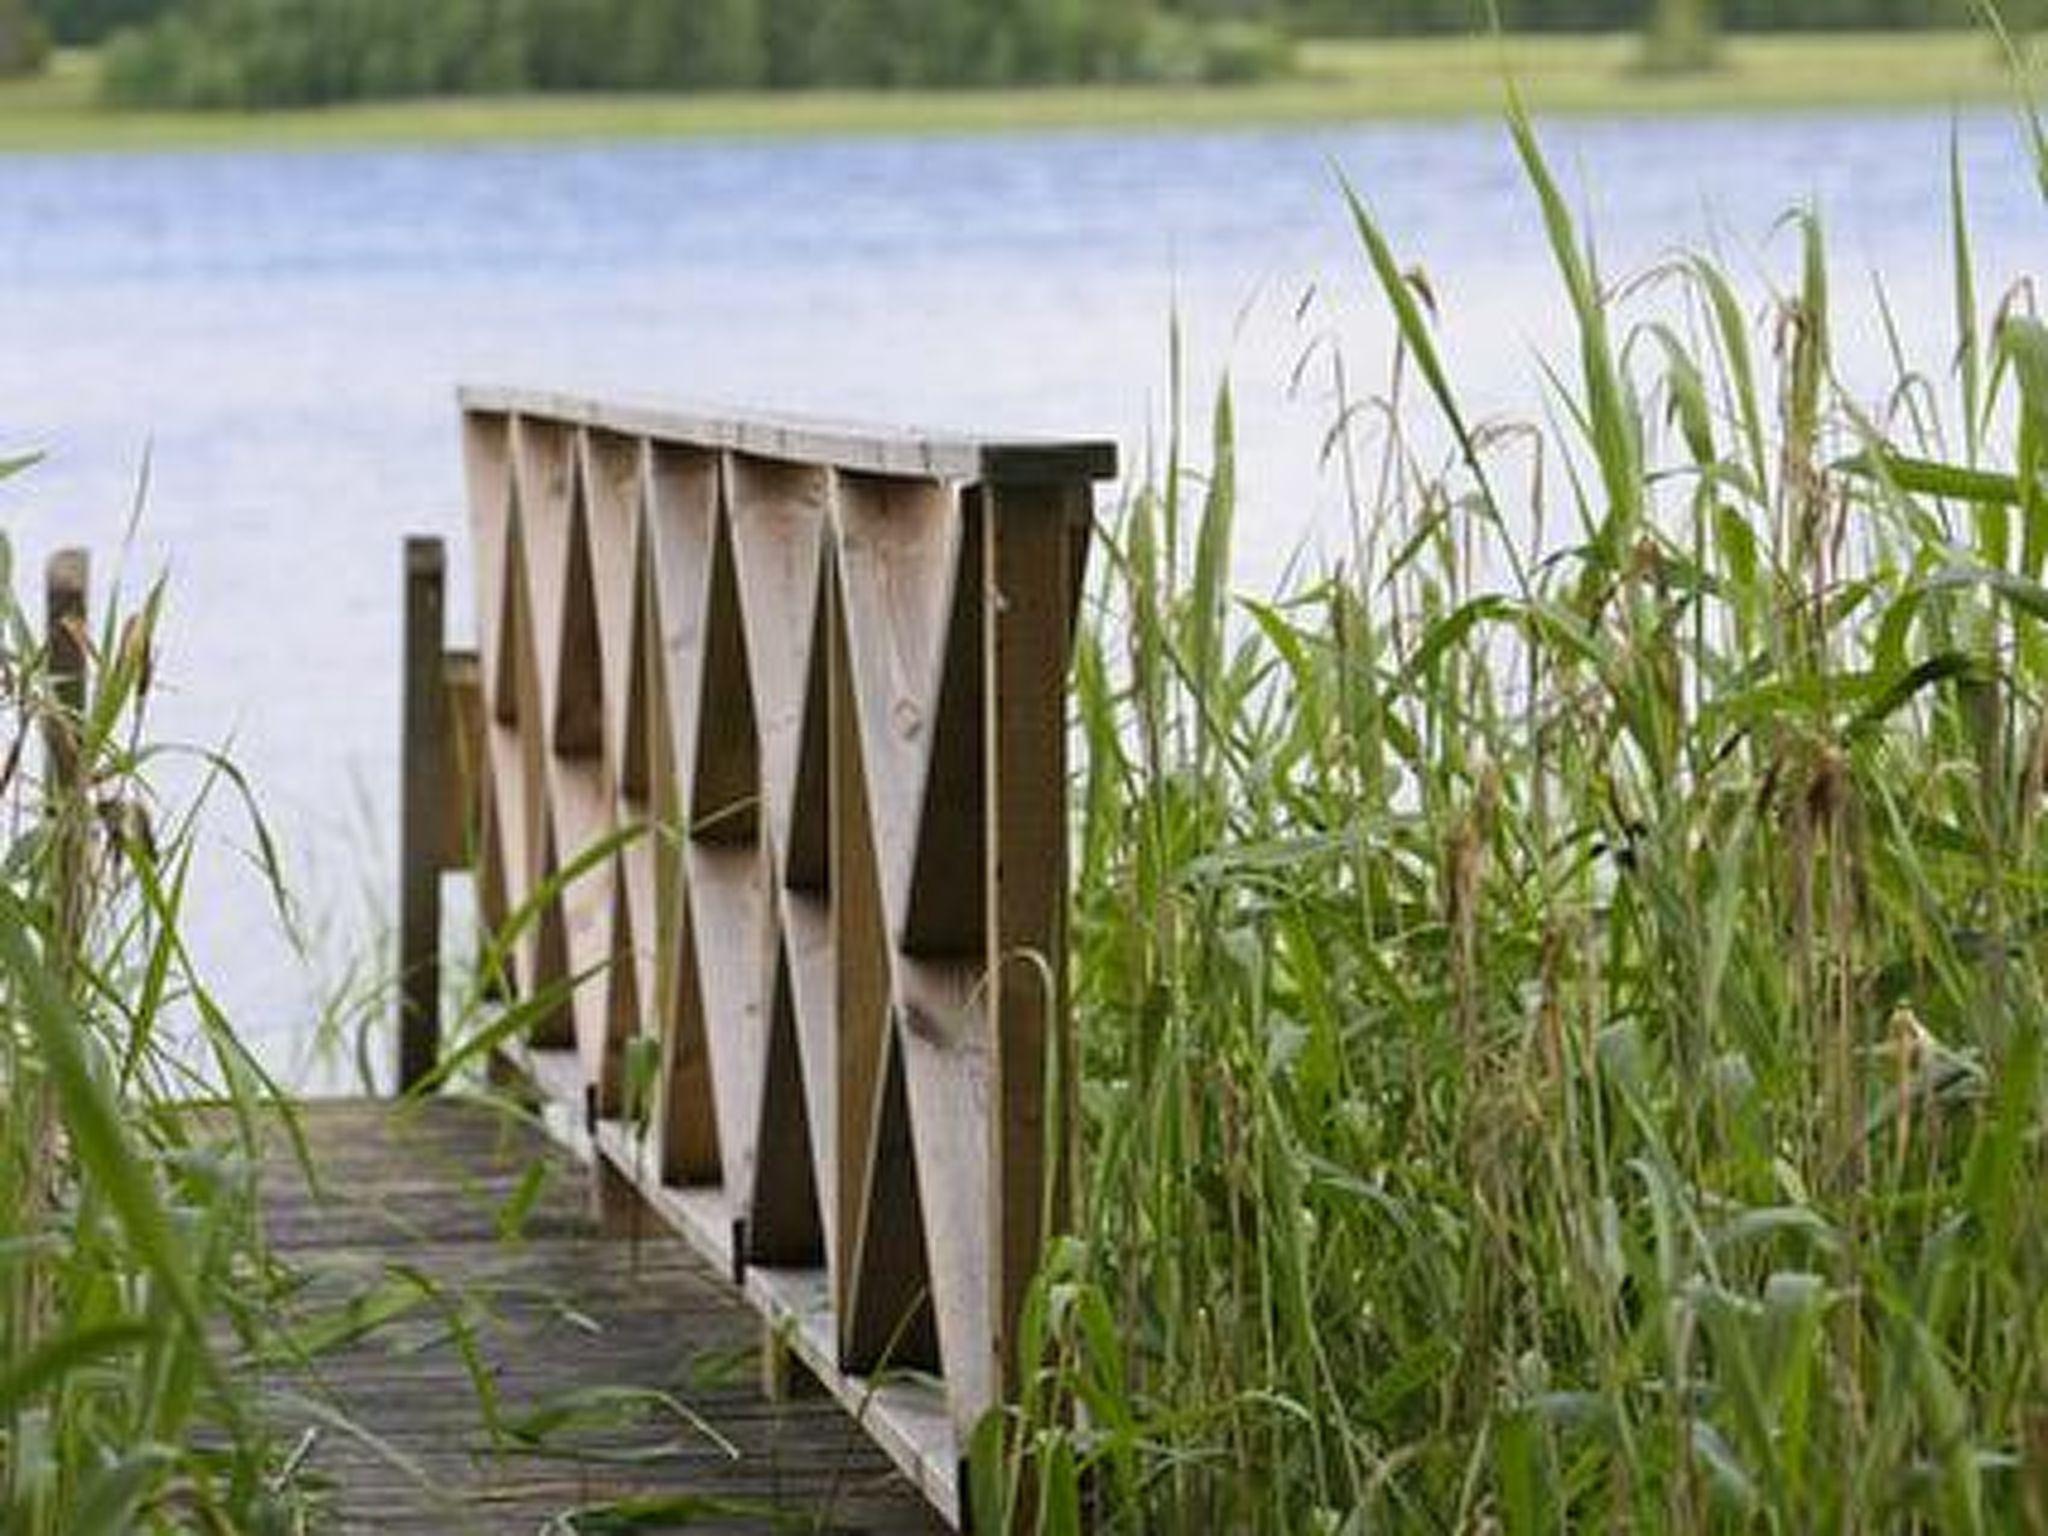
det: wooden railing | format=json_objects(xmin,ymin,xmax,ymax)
[{"xmin": 398, "ymin": 387, "xmax": 1115, "ymax": 1527}]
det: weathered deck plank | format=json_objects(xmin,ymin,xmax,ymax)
[{"xmin": 253, "ymin": 1099, "xmax": 946, "ymax": 1534}]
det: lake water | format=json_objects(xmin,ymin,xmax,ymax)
[{"xmin": 0, "ymin": 108, "xmax": 2037, "ymax": 1084}]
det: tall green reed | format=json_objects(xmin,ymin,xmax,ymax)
[
  {"xmin": 0, "ymin": 507, "xmax": 313, "ymax": 1533},
  {"xmin": 1001, "ymin": 106, "xmax": 2048, "ymax": 1532}
]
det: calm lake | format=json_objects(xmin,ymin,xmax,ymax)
[{"xmin": 0, "ymin": 108, "xmax": 2037, "ymax": 1083}]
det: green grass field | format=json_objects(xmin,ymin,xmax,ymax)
[{"xmin": 0, "ymin": 31, "xmax": 2034, "ymax": 154}]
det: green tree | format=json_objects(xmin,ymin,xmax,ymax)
[
  {"xmin": 624, "ymin": 0, "xmax": 765, "ymax": 89},
  {"xmin": 761, "ymin": 0, "xmax": 839, "ymax": 85},
  {"xmin": 31, "ymin": 0, "xmax": 170, "ymax": 46},
  {"xmin": 1641, "ymin": 0, "xmax": 1720, "ymax": 70},
  {"xmin": 99, "ymin": 0, "xmax": 1180, "ymax": 105},
  {"xmin": 0, "ymin": 0, "xmax": 48, "ymax": 75}
]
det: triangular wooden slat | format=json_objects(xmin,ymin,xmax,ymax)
[
  {"xmin": 832, "ymin": 474, "xmax": 959, "ymax": 932},
  {"xmin": 726, "ymin": 456, "xmax": 829, "ymax": 861},
  {"xmin": 691, "ymin": 475, "xmax": 760, "ymax": 845},
  {"xmin": 603, "ymin": 866, "xmax": 642, "ymax": 1119},
  {"xmin": 901, "ymin": 498, "xmax": 985, "ymax": 958},
  {"xmin": 582, "ymin": 429, "xmax": 644, "ymax": 783},
  {"xmin": 784, "ymin": 550, "xmax": 833, "ymax": 895},
  {"xmin": 642, "ymin": 553, "xmax": 718, "ymax": 1187},
  {"xmin": 830, "ymin": 578, "xmax": 893, "ymax": 1326},
  {"xmin": 512, "ymin": 417, "xmax": 581, "ymax": 746},
  {"xmin": 658, "ymin": 886, "xmax": 722, "ymax": 1186},
  {"xmin": 470, "ymin": 420, "xmax": 520, "ymax": 725},
  {"xmin": 509, "ymin": 523, "xmax": 551, "ymax": 910},
  {"xmin": 843, "ymin": 1022, "xmax": 939, "ymax": 1374},
  {"xmin": 551, "ymin": 759, "xmax": 617, "ymax": 1102},
  {"xmin": 617, "ymin": 809, "xmax": 659, "ymax": 1087},
  {"xmin": 552, "ymin": 464, "xmax": 606, "ymax": 759},
  {"xmin": 489, "ymin": 511, "xmax": 554, "ymax": 993},
  {"xmin": 777, "ymin": 552, "xmax": 837, "ymax": 1264},
  {"xmin": 483, "ymin": 725, "xmax": 532, "ymax": 988},
  {"xmin": 490, "ymin": 492, "xmax": 529, "ymax": 725},
  {"xmin": 780, "ymin": 890, "xmax": 837, "ymax": 1266},
  {"xmin": 475, "ymin": 753, "xmax": 510, "ymax": 959},
  {"xmin": 645, "ymin": 444, "xmax": 720, "ymax": 816},
  {"xmin": 644, "ymin": 560, "xmax": 683, "ymax": 1019},
  {"xmin": 441, "ymin": 652, "xmax": 485, "ymax": 874},
  {"xmin": 898, "ymin": 960, "xmax": 996, "ymax": 1436},
  {"xmin": 464, "ymin": 413, "xmax": 514, "ymax": 661},
  {"xmin": 686, "ymin": 840, "xmax": 769, "ymax": 1211},
  {"xmin": 619, "ymin": 525, "xmax": 656, "ymax": 805},
  {"xmin": 529, "ymin": 813, "xmax": 574, "ymax": 1049},
  {"xmin": 745, "ymin": 934, "xmax": 825, "ymax": 1266}
]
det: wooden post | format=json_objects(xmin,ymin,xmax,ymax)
[
  {"xmin": 982, "ymin": 478, "xmax": 1082, "ymax": 1407},
  {"xmin": 398, "ymin": 537, "xmax": 448, "ymax": 1094}
]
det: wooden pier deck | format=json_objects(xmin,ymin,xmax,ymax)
[{"xmin": 257, "ymin": 1099, "xmax": 946, "ymax": 1534}]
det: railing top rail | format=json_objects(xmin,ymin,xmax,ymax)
[{"xmin": 459, "ymin": 384, "xmax": 1119, "ymax": 486}]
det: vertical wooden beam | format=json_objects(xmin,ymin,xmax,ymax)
[
  {"xmin": 982, "ymin": 477, "xmax": 1083, "ymax": 1412},
  {"xmin": 440, "ymin": 651, "xmax": 483, "ymax": 872},
  {"xmin": 398, "ymin": 536, "xmax": 448, "ymax": 1095},
  {"xmin": 589, "ymin": 1086, "xmax": 645, "ymax": 1237}
]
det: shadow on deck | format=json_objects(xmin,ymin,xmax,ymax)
[{"xmin": 256, "ymin": 1099, "xmax": 946, "ymax": 1535}]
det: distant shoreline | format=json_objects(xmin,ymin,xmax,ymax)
[{"xmin": 0, "ymin": 32, "xmax": 2034, "ymax": 155}]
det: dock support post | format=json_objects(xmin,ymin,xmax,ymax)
[
  {"xmin": 398, "ymin": 536, "xmax": 447, "ymax": 1094},
  {"xmin": 984, "ymin": 480, "xmax": 1082, "ymax": 1401},
  {"xmin": 975, "ymin": 476, "xmax": 1087, "ymax": 1532}
]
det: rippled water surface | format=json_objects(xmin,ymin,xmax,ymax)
[{"xmin": 0, "ymin": 110, "xmax": 2036, "ymax": 1080}]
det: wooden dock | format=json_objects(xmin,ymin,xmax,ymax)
[
  {"xmin": 258, "ymin": 1099, "xmax": 946, "ymax": 1534},
  {"xmin": 386, "ymin": 390, "xmax": 1116, "ymax": 1525},
  {"xmin": 30, "ymin": 387, "xmax": 1117, "ymax": 1530}
]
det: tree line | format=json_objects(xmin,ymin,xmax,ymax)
[
  {"xmin": 1287, "ymin": 0, "xmax": 1978, "ymax": 29},
  {"xmin": 91, "ymin": 0, "xmax": 1295, "ymax": 105},
  {"xmin": 40, "ymin": 0, "xmax": 1998, "ymax": 49},
  {"xmin": 0, "ymin": 0, "xmax": 2014, "ymax": 100}
]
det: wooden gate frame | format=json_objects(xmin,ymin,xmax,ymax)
[{"xmin": 399, "ymin": 387, "xmax": 1115, "ymax": 1526}]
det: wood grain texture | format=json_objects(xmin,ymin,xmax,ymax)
[
  {"xmin": 460, "ymin": 384, "xmax": 1116, "ymax": 486},
  {"xmin": 250, "ymin": 1100, "xmax": 943, "ymax": 1535},
  {"xmin": 827, "ymin": 573, "xmax": 893, "ymax": 1340},
  {"xmin": 441, "ymin": 650, "xmax": 482, "ymax": 874},
  {"xmin": 982, "ymin": 479, "xmax": 1083, "ymax": 1414},
  {"xmin": 451, "ymin": 392, "xmax": 1115, "ymax": 1527},
  {"xmin": 398, "ymin": 538, "xmax": 446, "ymax": 1093}
]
